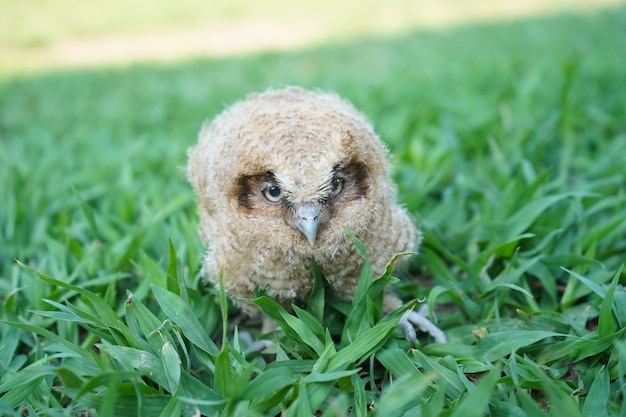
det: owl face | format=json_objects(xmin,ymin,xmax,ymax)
[
  {"xmin": 230, "ymin": 158, "xmax": 371, "ymax": 246},
  {"xmin": 188, "ymin": 87, "xmax": 394, "ymax": 254}
]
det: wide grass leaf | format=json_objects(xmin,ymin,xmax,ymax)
[
  {"xmin": 2, "ymin": 321, "xmax": 94, "ymax": 360},
  {"xmin": 424, "ymin": 330, "xmax": 562, "ymax": 362},
  {"xmin": 449, "ymin": 367, "xmax": 500, "ymax": 417},
  {"xmin": 151, "ymin": 285, "xmax": 219, "ymax": 356},
  {"xmin": 481, "ymin": 192, "xmax": 593, "ymax": 243},
  {"xmin": 159, "ymin": 396, "xmax": 182, "ymax": 417},
  {"xmin": 161, "ymin": 341, "xmax": 182, "ymax": 394},
  {"xmin": 327, "ymin": 315, "xmax": 400, "ymax": 370},
  {"xmin": 253, "ymin": 296, "xmax": 322, "ymax": 357},
  {"xmin": 563, "ymin": 265, "xmax": 626, "ymax": 329},
  {"xmin": 98, "ymin": 343, "xmax": 168, "ymax": 387},
  {"xmin": 287, "ymin": 379, "xmax": 313, "ymax": 417},
  {"xmin": 124, "ymin": 291, "xmax": 169, "ymax": 351},
  {"xmin": 283, "ymin": 307, "xmax": 326, "ymax": 355},
  {"xmin": 582, "ymin": 366, "xmax": 609, "ymax": 417},
  {"xmin": 16, "ymin": 261, "xmax": 140, "ymax": 347},
  {"xmin": 536, "ymin": 329, "xmax": 625, "ymax": 363},
  {"xmin": 0, "ymin": 365, "xmax": 55, "ymax": 407},
  {"xmin": 598, "ymin": 266, "xmax": 622, "ymax": 337},
  {"xmin": 376, "ymin": 343, "xmax": 420, "ymax": 379},
  {"xmin": 214, "ymin": 344, "xmax": 234, "ymax": 398},
  {"xmin": 410, "ymin": 349, "xmax": 465, "ymax": 398},
  {"xmin": 373, "ymin": 372, "xmax": 436, "ymax": 417},
  {"xmin": 242, "ymin": 367, "xmax": 296, "ymax": 400}
]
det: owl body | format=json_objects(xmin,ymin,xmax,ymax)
[{"xmin": 188, "ymin": 87, "xmax": 418, "ymax": 310}]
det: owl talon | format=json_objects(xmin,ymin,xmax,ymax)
[
  {"xmin": 400, "ymin": 306, "xmax": 447, "ymax": 344},
  {"xmin": 246, "ymin": 339, "xmax": 275, "ymax": 353},
  {"xmin": 239, "ymin": 329, "xmax": 276, "ymax": 354},
  {"xmin": 398, "ymin": 315, "xmax": 417, "ymax": 345}
]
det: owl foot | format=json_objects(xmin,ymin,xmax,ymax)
[
  {"xmin": 239, "ymin": 329, "xmax": 275, "ymax": 355},
  {"xmin": 399, "ymin": 304, "xmax": 446, "ymax": 344}
]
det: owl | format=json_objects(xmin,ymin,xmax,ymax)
[{"xmin": 187, "ymin": 87, "xmax": 445, "ymax": 342}]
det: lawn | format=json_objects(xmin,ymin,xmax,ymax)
[{"xmin": 1, "ymin": 3, "xmax": 626, "ymax": 416}]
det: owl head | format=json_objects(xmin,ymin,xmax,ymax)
[{"xmin": 187, "ymin": 87, "xmax": 397, "ymax": 253}]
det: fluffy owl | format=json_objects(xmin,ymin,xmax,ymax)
[{"xmin": 188, "ymin": 87, "xmax": 445, "ymax": 342}]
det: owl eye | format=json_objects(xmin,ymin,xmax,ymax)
[
  {"xmin": 330, "ymin": 177, "xmax": 344, "ymax": 197},
  {"xmin": 263, "ymin": 184, "xmax": 284, "ymax": 203}
]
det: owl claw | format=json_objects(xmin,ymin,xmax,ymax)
[
  {"xmin": 246, "ymin": 339, "xmax": 275, "ymax": 354},
  {"xmin": 398, "ymin": 316, "xmax": 417, "ymax": 344},
  {"xmin": 400, "ymin": 305, "xmax": 447, "ymax": 344},
  {"xmin": 239, "ymin": 329, "xmax": 276, "ymax": 355}
]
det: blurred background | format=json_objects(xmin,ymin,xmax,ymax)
[{"xmin": 1, "ymin": 0, "xmax": 622, "ymax": 74}]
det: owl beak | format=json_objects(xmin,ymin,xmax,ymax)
[{"xmin": 295, "ymin": 202, "xmax": 321, "ymax": 245}]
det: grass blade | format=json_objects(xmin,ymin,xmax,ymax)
[
  {"xmin": 449, "ymin": 366, "xmax": 499, "ymax": 417},
  {"xmin": 161, "ymin": 341, "xmax": 182, "ymax": 394},
  {"xmin": 598, "ymin": 265, "xmax": 622, "ymax": 338},
  {"xmin": 327, "ymin": 315, "xmax": 400, "ymax": 370},
  {"xmin": 151, "ymin": 285, "xmax": 219, "ymax": 356},
  {"xmin": 582, "ymin": 366, "xmax": 609, "ymax": 417}
]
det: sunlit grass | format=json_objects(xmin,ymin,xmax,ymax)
[
  {"xmin": 1, "ymin": 4, "xmax": 626, "ymax": 416},
  {"xmin": 0, "ymin": 0, "xmax": 622, "ymax": 74}
]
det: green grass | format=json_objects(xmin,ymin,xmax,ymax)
[
  {"xmin": 2, "ymin": 4, "xmax": 626, "ymax": 416},
  {"xmin": 0, "ymin": 0, "xmax": 617, "ymax": 74}
]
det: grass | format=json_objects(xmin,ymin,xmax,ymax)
[
  {"xmin": 1, "ymin": 0, "xmax": 620, "ymax": 73},
  {"xmin": 1, "ymin": 3, "xmax": 626, "ymax": 416}
]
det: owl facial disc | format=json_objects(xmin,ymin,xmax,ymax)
[{"xmin": 294, "ymin": 202, "xmax": 321, "ymax": 245}]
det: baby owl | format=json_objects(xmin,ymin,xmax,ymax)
[{"xmin": 188, "ymin": 87, "xmax": 445, "ymax": 342}]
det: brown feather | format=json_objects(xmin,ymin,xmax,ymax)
[{"xmin": 187, "ymin": 87, "xmax": 419, "ymax": 313}]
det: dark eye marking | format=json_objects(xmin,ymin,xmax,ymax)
[
  {"xmin": 232, "ymin": 162, "xmax": 368, "ymax": 213},
  {"xmin": 332, "ymin": 160, "xmax": 369, "ymax": 200},
  {"xmin": 232, "ymin": 171, "xmax": 280, "ymax": 210}
]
